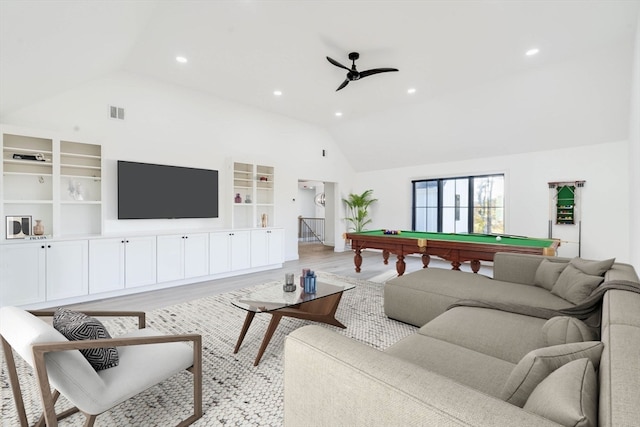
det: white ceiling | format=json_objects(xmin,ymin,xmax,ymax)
[{"xmin": 1, "ymin": 1, "xmax": 638, "ymax": 171}]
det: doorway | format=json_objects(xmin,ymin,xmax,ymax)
[{"xmin": 297, "ymin": 180, "xmax": 335, "ymax": 258}]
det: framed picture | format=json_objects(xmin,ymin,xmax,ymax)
[{"xmin": 6, "ymin": 216, "xmax": 32, "ymax": 239}]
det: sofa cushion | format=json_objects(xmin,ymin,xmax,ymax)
[
  {"xmin": 53, "ymin": 308, "xmax": 119, "ymax": 371},
  {"xmin": 542, "ymin": 316, "xmax": 595, "ymax": 346},
  {"xmin": 501, "ymin": 341, "xmax": 603, "ymax": 407},
  {"xmin": 385, "ymin": 267, "xmax": 574, "ymax": 327},
  {"xmin": 385, "ymin": 333, "xmax": 515, "ymax": 398},
  {"xmin": 551, "ymin": 265, "xmax": 604, "ymax": 304},
  {"xmin": 523, "ymin": 358, "xmax": 598, "ymax": 427},
  {"xmin": 570, "ymin": 257, "xmax": 615, "ymax": 276},
  {"xmin": 534, "ymin": 259, "xmax": 568, "ymax": 291},
  {"xmin": 419, "ymin": 306, "xmax": 547, "ymax": 364}
]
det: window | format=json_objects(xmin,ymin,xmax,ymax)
[{"xmin": 412, "ymin": 174, "xmax": 504, "ymax": 234}]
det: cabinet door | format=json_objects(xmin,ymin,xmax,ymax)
[
  {"xmin": 125, "ymin": 236, "xmax": 157, "ymax": 288},
  {"xmin": 156, "ymin": 235, "xmax": 184, "ymax": 283},
  {"xmin": 250, "ymin": 229, "xmax": 269, "ymax": 267},
  {"xmin": 267, "ymin": 229, "xmax": 284, "ymax": 265},
  {"xmin": 46, "ymin": 240, "xmax": 89, "ymax": 301},
  {"xmin": 209, "ymin": 232, "xmax": 231, "ymax": 274},
  {"xmin": 89, "ymin": 238, "xmax": 125, "ymax": 294},
  {"xmin": 0, "ymin": 243, "xmax": 46, "ymax": 306},
  {"xmin": 231, "ymin": 230, "xmax": 251, "ymax": 271},
  {"xmin": 184, "ymin": 233, "xmax": 209, "ymax": 279}
]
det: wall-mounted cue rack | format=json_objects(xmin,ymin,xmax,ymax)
[{"xmin": 548, "ymin": 180, "xmax": 586, "ymax": 256}]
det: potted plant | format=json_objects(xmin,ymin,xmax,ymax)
[{"xmin": 343, "ymin": 189, "xmax": 378, "ymax": 232}]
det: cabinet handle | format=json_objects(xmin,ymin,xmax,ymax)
[
  {"xmin": 41, "ymin": 245, "xmax": 45, "ymax": 249},
  {"xmin": 47, "ymin": 245, "xmax": 51, "ymax": 248},
  {"xmin": 121, "ymin": 240, "xmax": 125, "ymax": 243}
]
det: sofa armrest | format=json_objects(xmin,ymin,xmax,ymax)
[
  {"xmin": 284, "ymin": 325, "xmax": 561, "ymax": 427},
  {"xmin": 493, "ymin": 252, "xmax": 569, "ymax": 285}
]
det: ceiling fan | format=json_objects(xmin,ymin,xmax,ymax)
[{"xmin": 326, "ymin": 52, "xmax": 399, "ymax": 91}]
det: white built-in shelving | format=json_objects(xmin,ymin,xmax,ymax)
[
  {"xmin": 1, "ymin": 125, "xmax": 103, "ymax": 238},
  {"xmin": 232, "ymin": 161, "xmax": 274, "ymax": 228}
]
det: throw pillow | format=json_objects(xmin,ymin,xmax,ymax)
[
  {"xmin": 542, "ymin": 316, "xmax": 596, "ymax": 346},
  {"xmin": 551, "ymin": 264, "xmax": 604, "ymax": 304},
  {"xmin": 53, "ymin": 308, "xmax": 119, "ymax": 371},
  {"xmin": 534, "ymin": 259, "xmax": 568, "ymax": 291},
  {"xmin": 570, "ymin": 257, "xmax": 615, "ymax": 276},
  {"xmin": 523, "ymin": 358, "xmax": 598, "ymax": 427},
  {"xmin": 501, "ymin": 341, "xmax": 603, "ymax": 407}
]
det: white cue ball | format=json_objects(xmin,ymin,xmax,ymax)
[{"xmin": 496, "ymin": 236, "xmax": 502, "ymax": 241}]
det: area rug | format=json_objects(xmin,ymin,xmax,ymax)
[{"xmin": 1, "ymin": 272, "xmax": 417, "ymax": 426}]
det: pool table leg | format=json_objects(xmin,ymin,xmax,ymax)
[
  {"xmin": 396, "ymin": 254, "xmax": 406, "ymax": 276},
  {"xmin": 382, "ymin": 250, "xmax": 390, "ymax": 265},
  {"xmin": 470, "ymin": 260, "xmax": 481, "ymax": 273},
  {"xmin": 354, "ymin": 248, "xmax": 362, "ymax": 273},
  {"xmin": 422, "ymin": 254, "xmax": 430, "ymax": 269}
]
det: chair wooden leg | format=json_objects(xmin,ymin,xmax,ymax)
[
  {"xmin": 1, "ymin": 337, "xmax": 29, "ymax": 427},
  {"xmin": 32, "ymin": 348, "xmax": 59, "ymax": 427},
  {"xmin": 180, "ymin": 335, "xmax": 203, "ymax": 426},
  {"xmin": 83, "ymin": 413, "xmax": 97, "ymax": 426}
]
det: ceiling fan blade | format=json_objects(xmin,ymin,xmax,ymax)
[
  {"xmin": 327, "ymin": 56, "xmax": 351, "ymax": 71},
  {"xmin": 336, "ymin": 79, "xmax": 350, "ymax": 91},
  {"xmin": 359, "ymin": 68, "xmax": 399, "ymax": 78}
]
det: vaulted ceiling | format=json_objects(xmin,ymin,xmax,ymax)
[{"xmin": 1, "ymin": 1, "xmax": 638, "ymax": 171}]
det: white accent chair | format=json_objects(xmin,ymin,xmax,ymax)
[{"xmin": 0, "ymin": 306, "xmax": 202, "ymax": 427}]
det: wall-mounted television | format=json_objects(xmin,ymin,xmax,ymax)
[{"xmin": 118, "ymin": 160, "xmax": 219, "ymax": 219}]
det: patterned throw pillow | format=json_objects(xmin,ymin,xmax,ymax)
[{"xmin": 53, "ymin": 308, "xmax": 119, "ymax": 371}]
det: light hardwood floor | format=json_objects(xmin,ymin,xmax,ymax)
[{"xmin": 65, "ymin": 243, "xmax": 475, "ymax": 312}]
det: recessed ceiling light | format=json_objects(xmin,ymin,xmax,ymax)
[
  {"xmin": 525, "ymin": 48, "xmax": 539, "ymax": 56},
  {"xmin": 407, "ymin": 88, "xmax": 417, "ymax": 94},
  {"xmin": 335, "ymin": 111, "xmax": 343, "ymax": 117},
  {"xmin": 273, "ymin": 90, "xmax": 282, "ymax": 96},
  {"xmin": 176, "ymin": 56, "xmax": 188, "ymax": 63}
]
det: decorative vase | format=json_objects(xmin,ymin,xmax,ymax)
[
  {"xmin": 33, "ymin": 220, "xmax": 44, "ymax": 235},
  {"xmin": 234, "ymin": 193, "xmax": 242, "ymax": 203}
]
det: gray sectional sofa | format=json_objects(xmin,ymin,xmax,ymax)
[{"xmin": 284, "ymin": 253, "xmax": 640, "ymax": 427}]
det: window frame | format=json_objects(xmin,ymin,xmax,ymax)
[{"xmin": 412, "ymin": 173, "xmax": 505, "ymax": 233}]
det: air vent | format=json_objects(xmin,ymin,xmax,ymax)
[{"xmin": 109, "ymin": 105, "xmax": 125, "ymax": 120}]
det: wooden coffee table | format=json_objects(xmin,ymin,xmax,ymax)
[{"xmin": 232, "ymin": 278, "xmax": 354, "ymax": 366}]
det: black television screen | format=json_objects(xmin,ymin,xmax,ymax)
[{"xmin": 118, "ymin": 160, "xmax": 219, "ymax": 219}]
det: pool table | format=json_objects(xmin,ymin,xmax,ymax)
[{"xmin": 344, "ymin": 230, "xmax": 560, "ymax": 275}]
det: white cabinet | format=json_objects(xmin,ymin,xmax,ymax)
[
  {"xmin": 1, "ymin": 243, "xmax": 46, "ymax": 306},
  {"xmin": 45, "ymin": 240, "xmax": 89, "ymax": 300},
  {"xmin": 209, "ymin": 230, "xmax": 251, "ymax": 274},
  {"xmin": 157, "ymin": 233, "xmax": 209, "ymax": 283},
  {"xmin": 88, "ymin": 236, "xmax": 156, "ymax": 293},
  {"xmin": 0, "ymin": 240, "xmax": 88, "ymax": 306},
  {"xmin": 251, "ymin": 228, "xmax": 284, "ymax": 267}
]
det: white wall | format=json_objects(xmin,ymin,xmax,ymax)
[
  {"xmin": 1, "ymin": 72, "xmax": 356, "ymax": 261},
  {"xmin": 629, "ymin": 10, "xmax": 640, "ymax": 271},
  {"xmin": 356, "ymin": 140, "xmax": 631, "ymax": 263}
]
